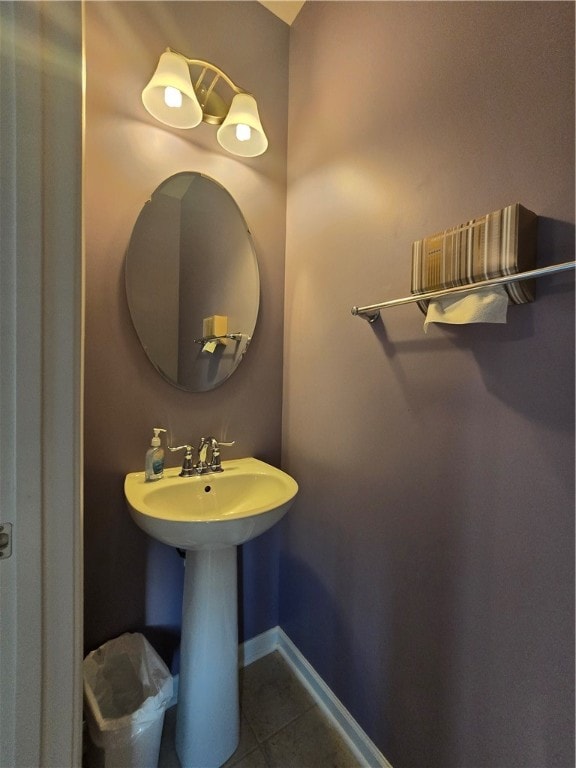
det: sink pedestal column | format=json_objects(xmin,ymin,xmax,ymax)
[{"xmin": 175, "ymin": 547, "xmax": 239, "ymax": 768}]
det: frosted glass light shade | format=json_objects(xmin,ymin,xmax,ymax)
[
  {"xmin": 142, "ymin": 51, "xmax": 203, "ymax": 129},
  {"xmin": 217, "ymin": 93, "xmax": 268, "ymax": 157}
]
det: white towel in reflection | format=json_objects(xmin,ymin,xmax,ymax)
[{"xmin": 424, "ymin": 285, "xmax": 509, "ymax": 332}]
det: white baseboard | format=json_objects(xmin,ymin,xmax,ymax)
[
  {"xmin": 240, "ymin": 626, "xmax": 392, "ymax": 768},
  {"xmin": 239, "ymin": 625, "xmax": 280, "ymax": 667}
]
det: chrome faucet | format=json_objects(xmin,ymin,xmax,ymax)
[
  {"xmin": 169, "ymin": 438, "xmax": 234, "ymax": 476},
  {"xmin": 197, "ymin": 436, "xmax": 235, "ymax": 474}
]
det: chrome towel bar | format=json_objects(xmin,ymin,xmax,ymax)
[{"xmin": 351, "ymin": 260, "xmax": 576, "ymax": 323}]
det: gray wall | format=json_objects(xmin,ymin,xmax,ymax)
[
  {"xmin": 84, "ymin": 1, "xmax": 289, "ymax": 655},
  {"xmin": 282, "ymin": 3, "xmax": 575, "ymax": 767}
]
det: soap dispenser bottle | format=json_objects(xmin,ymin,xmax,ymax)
[{"xmin": 145, "ymin": 428, "xmax": 167, "ymax": 481}]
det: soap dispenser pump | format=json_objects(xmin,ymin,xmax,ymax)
[{"xmin": 145, "ymin": 428, "xmax": 167, "ymax": 481}]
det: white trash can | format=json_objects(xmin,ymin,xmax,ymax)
[{"xmin": 83, "ymin": 632, "xmax": 173, "ymax": 768}]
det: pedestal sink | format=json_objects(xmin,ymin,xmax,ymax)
[{"xmin": 124, "ymin": 458, "xmax": 298, "ymax": 768}]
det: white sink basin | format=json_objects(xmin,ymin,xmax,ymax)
[
  {"xmin": 125, "ymin": 456, "xmax": 298, "ymax": 767},
  {"xmin": 125, "ymin": 457, "xmax": 298, "ymax": 550}
]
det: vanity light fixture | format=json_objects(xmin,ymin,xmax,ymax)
[{"xmin": 141, "ymin": 48, "xmax": 268, "ymax": 158}]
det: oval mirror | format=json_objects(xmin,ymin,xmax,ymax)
[{"xmin": 125, "ymin": 172, "xmax": 260, "ymax": 391}]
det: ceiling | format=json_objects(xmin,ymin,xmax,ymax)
[{"xmin": 258, "ymin": 1, "xmax": 305, "ymax": 25}]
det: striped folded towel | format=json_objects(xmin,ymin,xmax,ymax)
[{"xmin": 411, "ymin": 203, "xmax": 537, "ymax": 317}]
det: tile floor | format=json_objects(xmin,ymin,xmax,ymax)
[{"xmin": 159, "ymin": 651, "xmax": 362, "ymax": 768}]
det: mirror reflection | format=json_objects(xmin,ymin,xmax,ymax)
[{"xmin": 126, "ymin": 172, "xmax": 260, "ymax": 391}]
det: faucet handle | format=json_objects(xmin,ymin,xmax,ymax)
[
  {"xmin": 208, "ymin": 439, "xmax": 235, "ymax": 472},
  {"xmin": 168, "ymin": 444, "xmax": 195, "ymax": 477},
  {"xmin": 168, "ymin": 444, "xmax": 194, "ymax": 458},
  {"xmin": 198, "ymin": 437, "xmax": 235, "ymax": 450},
  {"xmin": 209, "ymin": 439, "xmax": 235, "ymax": 453}
]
